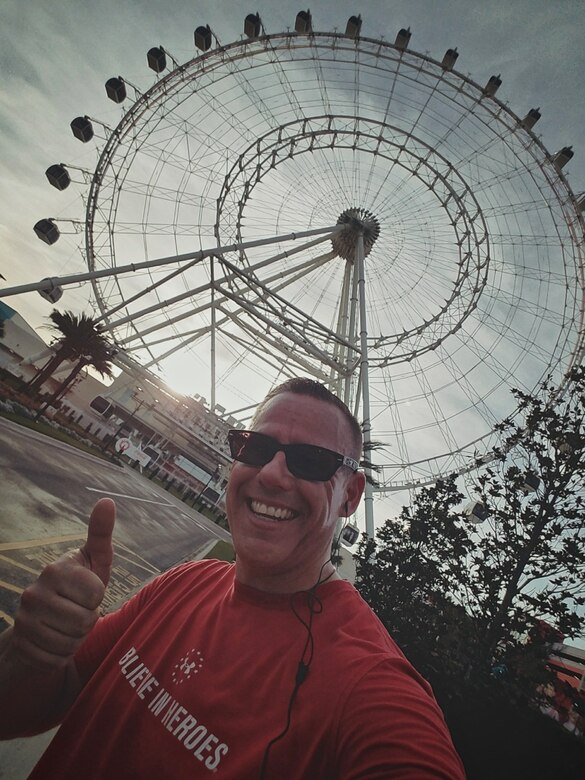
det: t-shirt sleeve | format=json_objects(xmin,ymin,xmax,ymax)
[{"xmin": 335, "ymin": 659, "xmax": 466, "ymax": 779}]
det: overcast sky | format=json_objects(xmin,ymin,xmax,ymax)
[{"xmin": 1, "ymin": 0, "xmax": 584, "ymax": 526}]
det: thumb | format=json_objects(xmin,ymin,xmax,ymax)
[{"xmin": 80, "ymin": 498, "xmax": 116, "ymax": 587}]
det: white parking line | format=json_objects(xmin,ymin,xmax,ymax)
[
  {"xmin": 86, "ymin": 488, "xmax": 175, "ymax": 507},
  {"xmin": 180, "ymin": 513, "xmax": 223, "ymax": 537}
]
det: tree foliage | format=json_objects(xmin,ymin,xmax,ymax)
[
  {"xmin": 355, "ymin": 366, "xmax": 585, "ymax": 700},
  {"xmin": 27, "ymin": 310, "xmax": 116, "ymax": 395}
]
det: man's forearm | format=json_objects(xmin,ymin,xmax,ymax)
[{"xmin": 0, "ymin": 627, "xmax": 81, "ymax": 739}]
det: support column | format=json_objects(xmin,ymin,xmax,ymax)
[
  {"xmin": 210, "ymin": 256, "xmax": 216, "ymax": 411},
  {"xmin": 355, "ymin": 232, "xmax": 375, "ymax": 539}
]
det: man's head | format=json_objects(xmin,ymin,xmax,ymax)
[
  {"xmin": 252, "ymin": 377, "xmax": 363, "ymax": 460},
  {"xmin": 226, "ymin": 378, "xmax": 366, "ymax": 592}
]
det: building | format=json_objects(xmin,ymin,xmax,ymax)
[{"xmin": 0, "ymin": 302, "xmax": 236, "ymax": 510}]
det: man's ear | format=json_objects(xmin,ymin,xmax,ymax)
[{"xmin": 344, "ymin": 470, "xmax": 366, "ymax": 515}]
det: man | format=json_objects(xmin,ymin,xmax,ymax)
[{"xmin": 0, "ymin": 378, "xmax": 465, "ymax": 778}]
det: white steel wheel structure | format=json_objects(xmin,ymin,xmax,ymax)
[{"xmin": 32, "ymin": 17, "xmax": 585, "ymax": 534}]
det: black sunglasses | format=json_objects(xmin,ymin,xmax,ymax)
[{"xmin": 227, "ymin": 429, "xmax": 359, "ymax": 482}]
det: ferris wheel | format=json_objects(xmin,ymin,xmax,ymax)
[{"xmin": 6, "ymin": 10, "xmax": 584, "ymax": 535}]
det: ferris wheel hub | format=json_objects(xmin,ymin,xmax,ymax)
[{"xmin": 332, "ymin": 207, "xmax": 381, "ymax": 261}]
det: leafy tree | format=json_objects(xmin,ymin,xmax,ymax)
[
  {"xmin": 27, "ymin": 310, "xmax": 115, "ymax": 396},
  {"xmin": 355, "ymin": 366, "xmax": 585, "ymax": 698}
]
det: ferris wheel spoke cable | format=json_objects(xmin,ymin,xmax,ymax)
[
  {"xmin": 371, "ymin": 165, "xmax": 435, "ymax": 218},
  {"xmin": 217, "ymin": 325, "xmax": 299, "ymax": 389},
  {"xmin": 371, "ymin": 382, "xmax": 413, "ymax": 479},
  {"xmin": 435, "ymin": 342, "xmax": 508, "ymax": 424},
  {"xmin": 441, "ymin": 335, "xmax": 533, "ymax": 413},
  {"xmin": 260, "ymin": 147, "xmax": 350, "ymax": 217},
  {"xmin": 361, "ymin": 50, "xmax": 443, "ymax": 206},
  {"xmin": 483, "ymin": 282, "xmax": 569, "ymax": 334},
  {"xmin": 475, "ymin": 290, "xmax": 567, "ymax": 365},
  {"xmin": 215, "ymin": 309, "xmax": 331, "ymax": 382},
  {"xmin": 411, "ymin": 360, "xmax": 461, "ymax": 454},
  {"xmin": 264, "ymin": 43, "xmax": 307, "ymax": 123}
]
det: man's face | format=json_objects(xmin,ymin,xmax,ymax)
[{"xmin": 226, "ymin": 392, "xmax": 365, "ymax": 592}]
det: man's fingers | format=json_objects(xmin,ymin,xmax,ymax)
[
  {"xmin": 10, "ymin": 499, "xmax": 116, "ymax": 671},
  {"xmin": 10, "ymin": 628, "xmax": 84, "ymax": 670},
  {"xmin": 14, "ymin": 580, "xmax": 102, "ymax": 669},
  {"xmin": 14, "ymin": 612, "xmax": 96, "ymax": 664},
  {"xmin": 20, "ymin": 559, "xmax": 106, "ymax": 623},
  {"xmin": 80, "ymin": 498, "xmax": 116, "ymax": 587}
]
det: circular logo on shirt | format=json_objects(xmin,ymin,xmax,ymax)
[{"xmin": 171, "ymin": 648, "xmax": 204, "ymax": 685}]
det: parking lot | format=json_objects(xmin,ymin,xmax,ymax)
[{"xmin": 0, "ymin": 416, "xmax": 232, "ymax": 628}]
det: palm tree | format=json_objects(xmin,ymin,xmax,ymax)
[
  {"xmin": 27, "ymin": 310, "xmax": 115, "ymax": 395},
  {"xmin": 0, "ymin": 297, "xmax": 8, "ymax": 340},
  {"xmin": 34, "ymin": 339, "xmax": 116, "ymax": 422}
]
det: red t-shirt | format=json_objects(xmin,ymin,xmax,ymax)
[{"xmin": 29, "ymin": 560, "xmax": 465, "ymax": 779}]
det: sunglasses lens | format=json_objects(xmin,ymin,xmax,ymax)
[
  {"xmin": 229, "ymin": 431, "xmax": 275, "ymax": 467},
  {"xmin": 286, "ymin": 444, "xmax": 338, "ymax": 481}
]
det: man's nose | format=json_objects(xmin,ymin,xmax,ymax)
[{"xmin": 258, "ymin": 449, "xmax": 294, "ymax": 485}]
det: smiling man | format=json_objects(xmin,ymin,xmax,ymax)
[
  {"xmin": 0, "ymin": 378, "xmax": 465, "ymax": 779},
  {"xmin": 226, "ymin": 382, "xmax": 365, "ymax": 593}
]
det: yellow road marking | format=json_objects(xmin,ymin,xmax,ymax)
[
  {"xmin": 115, "ymin": 540, "xmax": 160, "ymax": 573},
  {"xmin": 0, "ymin": 539, "xmax": 158, "ymax": 575},
  {"xmin": 0, "ymin": 526, "xmax": 162, "ymax": 576},
  {"xmin": 0, "ymin": 610, "xmax": 14, "ymax": 627},
  {"xmin": 0, "ymin": 554, "xmax": 40, "ymax": 575},
  {"xmin": 0, "ymin": 534, "xmax": 85, "ymax": 552},
  {"xmin": 0, "ymin": 579, "xmax": 24, "ymax": 594},
  {"xmin": 113, "ymin": 549, "xmax": 160, "ymax": 575}
]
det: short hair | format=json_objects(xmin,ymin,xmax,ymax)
[{"xmin": 253, "ymin": 377, "xmax": 363, "ymax": 459}]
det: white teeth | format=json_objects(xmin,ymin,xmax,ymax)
[{"xmin": 250, "ymin": 500, "xmax": 295, "ymax": 521}]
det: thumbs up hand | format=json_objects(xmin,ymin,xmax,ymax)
[
  {"xmin": 72, "ymin": 497, "xmax": 115, "ymax": 588},
  {"xmin": 12, "ymin": 498, "xmax": 116, "ymax": 669}
]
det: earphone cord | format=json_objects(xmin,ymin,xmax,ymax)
[
  {"xmin": 258, "ymin": 556, "xmax": 339, "ymax": 780},
  {"xmin": 258, "ymin": 524, "xmax": 349, "ymax": 779}
]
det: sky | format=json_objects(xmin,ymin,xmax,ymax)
[
  {"xmin": 1, "ymin": 0, "xmax": 584, "ymax": 526},
  {"xmin": 2, "ymin": 0, "xmax": 583, "ymax": 320}
]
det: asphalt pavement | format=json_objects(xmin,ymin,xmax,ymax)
[
  {"xmin": 0, "ymin": 416, "xmax": 232, "ymax": 624},
  {"xmin": 0, "ymin": 415, "xmax": 233, "ymax": 778}
]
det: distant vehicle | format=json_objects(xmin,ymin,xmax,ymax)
[
  {"xmin": 89, "ymin": 395, "xmax": 113, "ymax": 417},
  {"xmin": 143, "ymin": 445, "xmax": 164, "ymax": 466}
]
